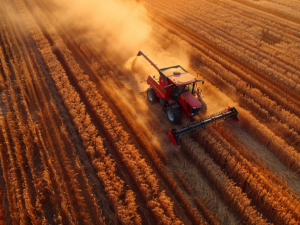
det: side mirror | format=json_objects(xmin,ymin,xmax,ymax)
[{"xmin": 196, "ymin": 80, "xmax": 204, "ymax": 84}]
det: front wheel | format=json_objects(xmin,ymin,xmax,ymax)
[
  {"xmin": 147, "ymin": 88, "xmax": 158, "ymax": 104},
  {"xmin": 167, "ymin": 107, "xmax": 181, "ymax": 124}
]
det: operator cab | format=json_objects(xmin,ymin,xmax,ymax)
[
  {"xmin": 170, "ymin": 84, "xmax": 195, "ymax": 102},
  {"xmin": 159, "ymin": 66, "xmax": 197, "ymax": 102}
]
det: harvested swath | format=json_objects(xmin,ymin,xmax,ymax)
[
  {"xmin": 102, "ymin": 76, "xmax": 206, "ymax": 224},
  {"xmin": 0, "ymin": 118, "xmax": 29, "ymax": 223},
  {"xmin": 0, "ymin": 118, "xmax": 18, "ymax": 224},
  {"xmin": 180, "ymin": 137, "xmax": 268, "ymax": 224},
  {"xmin": 214, "ymin": 124, "xmax": 300, "ymax": 218},
  {"xmin": 238, "ymin": 108, "xmax": 300, "ymax": 175},
  {"xmin": 194, "ymin": 197, "xmax": 219, "ymax": 225},
  {"xmin": 195, "ymin": 129, "xmax": 299, "ymax": 224},
  {"xmin": 232, "ymin": 0, "xmax": 300, "ymax": 25},
  {"xmin": 205, "ymin": 0, "xmax": 300, "ymax": 52},
  {"xmin": 73, "ymin": 155, "xmax": 105, "ymax": 224},
  {"xmin": 13, "ymin": 0, "xmax": 141, "ymax": 223},
  {"xmin": 173, "ymin": 171, "xmax": 193, "ymax": 195},
  {"xmin": 8, "ymin": 101, "xmax": 55, "ymax": 223},
  {"xmin": 59, "ymin": 118, "xmax": 105, "ymax": 224},
  {"xmin": 0, "ymin": 182, "xmax": 4, "ymax": 224},
  {"xmin": 5, "ymin": 100, "xmax": 38, "ymax": 224},
  {"xmin": 0, "ymin": 28, "xmax": 39, "ymax": 221},
  {"xmin": 35, "ymin": 124, "xmax": 74, "ymax": 223},
  {"xmin": 214, "ymin": 125, "xmax": 287, "ymax": 185},
  {"xmin": 38, "ymin": 114, "xmax": 88, "ymax": 224}
]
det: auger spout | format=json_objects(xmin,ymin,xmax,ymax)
[{"xmin": 137, "ymin": 50, "xmax": 160, "ymax": 71}]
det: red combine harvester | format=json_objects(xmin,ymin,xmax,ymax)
[{"xmin": 137, "ymin": 50, "xmax": 240, "ymax": 147}]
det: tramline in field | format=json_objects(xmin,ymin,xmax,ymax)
[{"xmin": 137, "ymin": 50, "xmax": 240, "ymax": 146}]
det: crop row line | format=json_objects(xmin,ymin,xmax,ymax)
[
  {"xmin": 13, "ymin": 0, "xmax": 141, "ymax": 223},
  {"xmin": 146, "ymin": 1, "xmax": 300, "ymax": 95},
  {"xmin": 156, "ymin": 0, "xmax": 300, "ymax": 76},
  {"xmin": 206, "ymin": 0, "xmax": 300, "ymax": 41},
  {"xmin": 195, "ymin": 128, "xmax": 299, "ymax": 224},
  {"xmin": 0, "ymin": 26, "xmax": 55, "ymax": 223},
  {"xmin": 0, "ymin": 2, "xmax": 99, "ymax": 221},
  {"xmin": 214, "ymin": 124, "xmax": 300, "ymax": 202},
  {"xmin": 232, "ymin": 0, "xmax": 300, "ymax": 25},
  {"xmin": 181, "ymin": 137, "xmax": 269, "ymax": 224},
  {"xmin": 6, "ymin": 0, "xmax": 106, "ymax": 221}
]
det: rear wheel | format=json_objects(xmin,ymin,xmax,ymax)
[
  {"xmin": 199, "ymin": 98, "xmax": 207, "ymax": 114},
  {"xmin": 167, "ymin": 107, "xmax": 180, "ymax": 124},
  {"xmin": 147, "ymin": 88, "xmax": 158, "ymax": 104}
]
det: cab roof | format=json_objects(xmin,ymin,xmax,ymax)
[{"xmin": 159, "ymin": 65, "xmax": 196, "ymax": 86}]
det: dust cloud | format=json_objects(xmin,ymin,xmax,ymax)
[
  {"xmin": 55, "ymin": 0, "xmax": 190, "ymax": 82},
  {"xmin": 55, "ymin": 0, "xmax": 151, "ymax": 59}
]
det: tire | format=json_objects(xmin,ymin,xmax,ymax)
[
  {"xmin": 199, "ymin": 98, "xmax": 207, "ymax": 114},
  {"xmin": 147, "ymin": 88, "xmax": 158, "ymax": 104},
  {"xmin": 159, "ymin": 98, "xmax": 165, "ymax": 106},
  {"xmin": 167, "ymin": 107, "xmax": 181, "ymax": 124}
]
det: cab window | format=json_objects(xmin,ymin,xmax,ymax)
[{"xmin": 171, "ymin": 84, "xmax": 195, "ymax": 102}]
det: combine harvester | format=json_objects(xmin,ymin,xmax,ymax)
[{"xmin": 137, "ymin": 50, "xmax": 239, "ymax": 147}]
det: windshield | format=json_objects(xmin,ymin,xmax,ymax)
[
  {"xmin": 177, "ymin": 84, "xmax": 194, "ymax": 94},
  {"xmin": 171, "ymin": 83, "xmax": 194, "ymax": 102}
]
